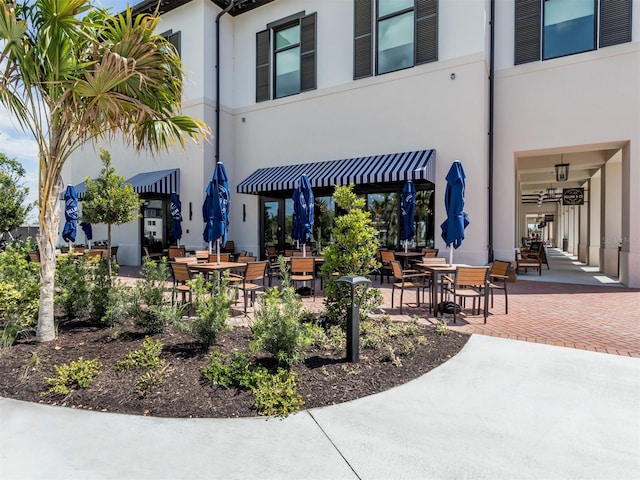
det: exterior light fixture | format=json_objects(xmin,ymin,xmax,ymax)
[
  {"xmin": 555, "ymin": 162, "xmax": 569, "ymax": 182},
  {"xmin": 546, "ymin": 187, "xmax": 557, "ymax": 198}
]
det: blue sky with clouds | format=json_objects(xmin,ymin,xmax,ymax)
[{"xmin": 0, "ymin": 0, "xmax": 135, "ymax": 223}]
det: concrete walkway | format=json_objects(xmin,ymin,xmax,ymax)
[{"xmin": 1, "ymin": 335, "xmax": 638, "ymax": 479}]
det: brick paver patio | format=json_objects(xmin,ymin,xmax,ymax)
[{"xmin": 118, "ymin": 255, "xmax": 640, "ymax": 358}]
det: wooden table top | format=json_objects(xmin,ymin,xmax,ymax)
[{"xmin": 189, "ymin": 261, "xmax": 246, "ymax": 272}]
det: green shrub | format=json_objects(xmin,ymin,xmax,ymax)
[
  {"xmin": 55, "ymin": 255, "xmax": 91, "ymax": 318},
  {"xmin": 320, "ymin": 185, "xmax": 382, "ymax": 326},
  {"xmin": 114, "ymin": 337, "xmax": 166, "ymax": 398},
  {"xmin": 201, "ymin": 349, "xmax": 265, "ymax": 390},
  {"xmin": 42, "ymin": 357, "xmax": 101, "ymax": 396},
  {"xmin": 250, "ymin": 267, "xmax": 310, "ymax": 369},
  {"xmin": 88, "ymin": 259, "xmax": 119, "ymax": 325},
  {"xmin": 252, "ymin": 368, "xmax": 304, "ymax": 417},
  {"xmin": 181, "ymin": 272, "xmax": 233, "ymax": 348},
  {"xmin": 127, "ymin": 258, "xmax": 172, "ymax": 334},
  {"xmin": 114, "ymin": 337, "xmax": 165, "ymax": 371},
  {"xmin": 0, "ymin": 242, "xmax": 39, "ymax": 345}
]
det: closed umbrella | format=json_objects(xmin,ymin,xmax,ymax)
[
  {"xmin": 170, "ymin": 193, "xmax": 183, "ymax": 246},
  {"xmin": 292, "ymin": 174, "xmax": 314, "ymax": 257},
  {"xmin": 440, "ymin": 160, "xmax": 470, "ymax": 264},
  {"xmin": 202, "ymin": 162, "xmax": 229, "ymax": 262},
  {"xmin": 62, "ymin": 185, "xmax": 79, "ymax": 249},
  {"xmin": 80, "ymin": 222, "xmax": 92, "ymax": 249},
  {"xmin": 400, "ymin": 181, "xmax": 416, "ymax": 253}
]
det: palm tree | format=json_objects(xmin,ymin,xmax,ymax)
[{"xmin": 0, "ymin": 0, "xmax": 209, "ymax": 342}]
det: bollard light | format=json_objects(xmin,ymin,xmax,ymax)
[{"xmin": 336, "ymin": 276, "xmax": 372, "ymax": 363}]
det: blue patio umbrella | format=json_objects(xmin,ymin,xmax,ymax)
[
  {"xmin": 62, "ymin": 185, "xmax": 79, "ymax": 246},
  {"xmin": 400, "ymin": 181, "xmax": 416, "ymax": 253},
  {"xmin": 440, "ymin": 160, "xmax": 470, "ymax": 264},
  {"xmin": 292, "ymin": 174, "xmax": 314, "ymax": 256},
  {"xmin": 202, "ymin": 162, "xmax": 229, "ymax": 260},
  {"xmin": 80, "ymin": 222, "xmax": 93, "ymax": 248},
  {"xmin": 170, "ymin": 193, "xmax": 183, "ymax": 246}
]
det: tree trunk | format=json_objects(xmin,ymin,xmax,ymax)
[
  {"xmin": 107, "ymin": 224, "xmax": 112, "ymax": 281},
  {"xmin": 36, "ymin": 182, "xmax": 61, "ymax": 342}
]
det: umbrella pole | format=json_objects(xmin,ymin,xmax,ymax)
[
  {"xmin": 405, "ymin": 240, "xmax": 408, "ymax": 253},
  {"xmin": 303, "ymin": 244, "xmax": 306, "ymax": 257},
  {"xmin": 216, "ymin": 239, "xmax": 220, "ymax": 264},
  {"xmin": 209, "ymin": 241, "xmax": 212, "ymax": 255},
  {"xmin": 449, "ymin": 245, "xmax": 453, "ymax": 265}
]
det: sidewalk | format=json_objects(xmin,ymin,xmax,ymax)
[{"xmin": 1, "ymin": 335, "xmax": 638, "ymax": 479}]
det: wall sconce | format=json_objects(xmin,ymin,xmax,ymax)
[
  {"xmin": 555, "ymin": 162, "xmax": 569, "ymax": 182},
  {"xmin": 243, "ymin": 203, "xmax": 246, "ymax": 222},
  {"xmin": 189, "ymin": 201, "xmax": 193, "ymax": 221}
]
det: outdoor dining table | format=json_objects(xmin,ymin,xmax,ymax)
[
  {"xmin": 189, "ymin": 261, "xmax": 247, "ymax": 274},
  {"xmin": 416, "ymin": 263, "xmax": 469, "ymax": 318}
]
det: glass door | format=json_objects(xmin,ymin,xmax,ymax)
[{"xmin": 261, "ymin": 198, "xmax": 282, "ymax": 259}]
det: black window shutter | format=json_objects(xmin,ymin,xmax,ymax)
[
  {"xmin": 300, "ymin": 13, "xmax": 317, "ymax": 92},
  {"xmin": 256, "ymin": 29, "xmax": 271, "ymax": 102},
  {"xmin": 167, "ymin": 31, "xmax": 181, "ymax": 57},
  {"xmin": 354, "ymin": 0, "xmax": 373, "ymax": 79},
  {"xmin": 600, "ymin": 0, "xmax": 632, "ymax": 48},
  {"xmin": 514, "ymin": 0, "xmax": 541, "ymax": 65},
  {"xmin": 415, "ymin": 0, "xmax": 438, "ymax": 65}
]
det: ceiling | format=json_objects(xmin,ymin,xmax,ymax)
[{"xmin": 517, "ymin": 147, "xmax": 620, "ymax": 205}]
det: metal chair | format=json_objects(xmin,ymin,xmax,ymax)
[
  {"xmin": 236, "ymin": 261, "xmax": 268, "ymax": 313},
  {"xmin": 488, "ymin": 260, "xmax": 511, "ymax": 314},
  {"xmin": 390, "ymin": 260, "xmax": 428, "ymax": 314},
  {"xmin": 169, "ymin": 261, "xmax": 192, "ymax": 304},
  {"xmin": 168, "ymin": 246, "xmax": 186, "ymax": 261},
  {"xmin": 208, "ymin": 252, "xmax": 231, "ymax": 263},
  {"xmin": 379, "ymin": 250, "xmax": 396, "ymax": 283},
  {"xmin": 442, "ymin": 266, "xmax": 490, "ymax": 324},
  {"xmin": 290, "ymin": 257, "xmax": 316, "ymax": 300}
]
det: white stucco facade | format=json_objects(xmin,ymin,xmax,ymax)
[{"xmin": 64, "ymin": 0, "xmax": 640, "ymax": 287}]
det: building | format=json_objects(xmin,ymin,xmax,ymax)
[{"xmin": 63, "ymin": 0, "xmax": 640, "ymax": 288}]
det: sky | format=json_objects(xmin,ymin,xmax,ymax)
[{"xmin": 0, "ymin": 0, "xmax": 134, "ymax": 223}]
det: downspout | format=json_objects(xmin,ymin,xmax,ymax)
[
  {"xmin": 487, "ymin": 0, "xmax": 495, "ymax": 262},
  {"xmin": 215, "ymin": 0, "xmax": 236, "ymax": 165}
]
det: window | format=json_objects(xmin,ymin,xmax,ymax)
[
  {"xmin": 543, "ymin": 0, "xmax": 596, "ymax": 60},
  {"xmin": 256, "ymin": 12, "xmax": 317, "ymax": 102},
  {"xmin": 161, "ymin": 30, "xmax": 181, "ymax": 57},
  {"xmin": 514, "ymin": 0, "xmax": 632, "ymax": 65},
  {"xmin": 354, "ymin": 0, "xmax": 438, "ymax": 80}
]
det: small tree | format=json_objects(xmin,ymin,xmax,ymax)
[
  {"xmin": 321, "ymin": 185, "xmax": 382, "ymax": 325},
  {"xmin": 0, "ymin": 153, "xmax": 32, "ymax": 236},
  {"xmin": 82, "ymin": 148, "xmax": 141, "ymax": 279}
]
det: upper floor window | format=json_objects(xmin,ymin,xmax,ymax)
[
  {"xmin": 161, "ymin": 30, "xmax": 181, "ymax": 57},
  {"xmin": 354, "ymin": 0, "xmax": 438, "ymax": 80},
  {"xmin": 515, "ymin": 0, "xmax": 632, "ymax": 65},
  {"xmin": 256, "ymin": 12, "xmax": 317, "ymax": 102}
]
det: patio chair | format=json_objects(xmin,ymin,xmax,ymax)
[
  {"xmin": 28, "ymin": 251, "xmax": 40, "ymax": 263},
  {"xmin": 265, "ymin": 248, "xmax": 281, "ymax": 286},
  {"xmin": 168, "ymin": 246, "xmax": 186, "ymax": 261},
  {"xmin": 222, "ymin": 240, "xmax": 235, "ymax": 253},
  {"xmin": 290, "ymin": 257, "xmax": 316, "ymax": 300},
  {"xmin": 442, "ymin": 266, "xmax": 490, "ymax": 324},
  {"xmin": 515, "ymin": 249, "xmax": 542, "ymax": 275},
  {"xmin": 195, "ymin": 250, "xmax": 209, "ymax": 262},
  {"xmin": 169, "ymin": 261, "xmax": 192, "ymax": 304},
  {"xmin": 390, "ymin": 260, "xmax": 428, "ymax": 314},
  {"xmin": 236, "ymin": 261, "xmax": 268, "ymax": 313},
  {"xmin": 488, "ymin": 260, "xmax": 511, "ymax": 314},
  {"xmin": 85, "ymin": 249, "xmax": 107, "ymax": 261},
  {"xmin": 143, "ymin": 246, "xmax": 163, "ymax": 262},
  {"xmin": 208, "ymin": 252, "xmax": 231, "ymax": 263},
  {"xmin": 379, "ymin": 250, "xmax": 396, "ymax": 283}
]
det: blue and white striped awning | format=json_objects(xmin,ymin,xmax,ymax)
[
  {"xmin": 124, "ymin": 168, "xmax": 180, "ymax": 195},
  {"xmin": 71, "ymin": 168, "xmax": 180, "ymax": 200},
  {"xmin": 236, "ymin": 150, "xmax": 435, "ymax": 194}
]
